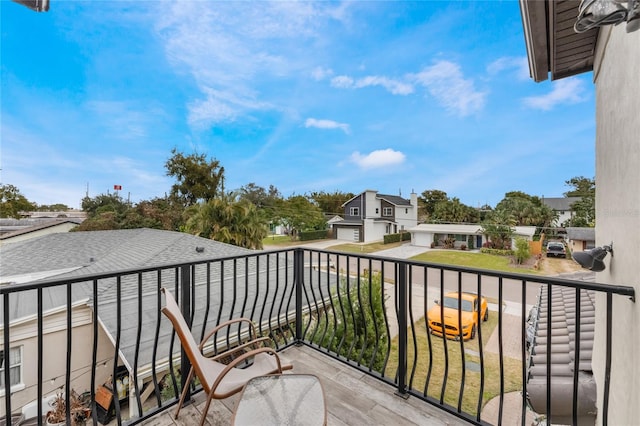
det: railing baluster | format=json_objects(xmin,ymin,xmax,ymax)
[
  {"xmin": 520, "ymin": 278, "xmax": 527, "ymax": 426},
  {"xmin": 498, "ymin": 276, "xmax": 505, "ymax": 426},
  {"xmin": 572, "ymin": 287, "xmax": 582, "ymax": 425},
  {"xmin": 457, "ymin": 272, "xmax": 465, "ymax": 413},
  {"xmin": 439, "ymin": 268, "xmax": 448, "ymax": 404},
  {"xmin": 476, "ymin": 274, "xmax": 485, "ymax": 422},
  {"xmin": 545, "ymin": 283, "xmax": 552, "ymax": 423},
  {"xmin": 396, "ymin": 261, "xmax": 408, "ymax": 397},
  {"xmin": 602, "ymin": 292, "xmax": 613, "ymax": 426}
]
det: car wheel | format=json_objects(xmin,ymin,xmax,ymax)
[
  {"xmin": 483, "ymin": 310, "xmax": 489, "ymax": 322},
  {"xmin": 470, "ymin": 324, "xmax": 477, "ymax": 340}
]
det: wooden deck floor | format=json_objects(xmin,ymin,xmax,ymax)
[{"xmin": 141, "ymin": 345, "xmax": 466, "ymax": 426}]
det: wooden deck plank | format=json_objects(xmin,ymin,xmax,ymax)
[{"xmin": 142, "ymin": 345, "xmax": 467, "ymax": 425}]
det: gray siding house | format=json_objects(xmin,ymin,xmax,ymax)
[{"xmin": 332, "ymin": 189, "xmax": 418, "ymax": 243}]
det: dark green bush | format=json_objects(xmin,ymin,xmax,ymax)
[
  {"xmin": 383, "ymin": 232, "xmax": 411, "ymax": 244},
  {"xmin": 299, "ymin": 230, "xmax": 329, "ymax": 241}
]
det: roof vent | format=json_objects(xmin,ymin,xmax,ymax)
[{"xmin": 196, "ymin": 247, "xmax": 205, "ymax": 253}]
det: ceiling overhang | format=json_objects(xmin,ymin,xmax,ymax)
[{"xmin": 520, "ymin": 0, "xmax": 599, "ymax": 82}]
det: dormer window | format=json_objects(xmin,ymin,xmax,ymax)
[
  {"xmin": 350, "ymin": 207, "xmax": 360, "ymax": 216},
  {"xmin": 383, "ymin": 207, "xmax": 392, "ymax": 217}
]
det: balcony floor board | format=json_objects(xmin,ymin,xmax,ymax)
[{"xmin": 141, "ymin": 345, "xmax": 467, "ymax": 425}]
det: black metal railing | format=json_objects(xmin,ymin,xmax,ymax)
[{"xmin": 0, "ymin": 248, "xmax": 634, "ymax": 425}]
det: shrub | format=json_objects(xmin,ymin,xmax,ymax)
[
  {"xmin": 514, "ymin": 237, "xmax": 531, "ymax": 264},
  {"xmin": 467, "ymin": 235, "xmax": 475, "ymax": 250},
  {"xmin": 298, "ymin": 230, "xmax": 329, "ymax": 241},
  {"xmin": 460, "ymin": 244, "xmax": 467, "ymax": 250},
  {"xmin": 480, "ymin": 247, "xmax": 514, "ymax": 256},
  {"xmin": 383, "ymin": 232, "xmax": 409, "ymax": 244}
]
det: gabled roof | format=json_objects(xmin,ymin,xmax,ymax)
[
  {"xmin": 542, "ymin": 197, "xmax": 581, "ymax": 211},
  {"xmin": 0, "ymin": 218, "xmax": 81, "ymax": 240},
  {"xmin": 520, "ymin": 0, "xmax": 599, "ymax": 82},
  {"xmin": 376, "ymin": 194, "xmax": 412, "ymax": 207},
  {"xmin": 0, "ymin": 228, "xmax": 259, "ymax": 376},
  {"xmin": 341, "ymin": 190, "xmax": 412, "ymax": 207},
  {"xmin": 1, "ymin": 228, "xmax": 251, "ymax": 281}
]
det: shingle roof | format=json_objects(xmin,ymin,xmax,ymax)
[
  {"xmin": 0, "ymin": 228, "xmax": 271, "ymax": 377},
  {"xmin": 565, "ymin": 227, "xmax": 595, "ymax": 242},
  {"xmin": 376, "ymin": 193, "xmax": 412, "ymax": 206},
  {"xmin": 1, "ymin": 228, "xmax": 250, "ymax": 279},
  {"xmin": 527, "ymin": 280, "xmax": 597, "ymax": 423}
]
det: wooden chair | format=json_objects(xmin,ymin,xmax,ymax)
[{"xmin": 161, "ymin": 288, "xmax": 289, "ymax": 426}]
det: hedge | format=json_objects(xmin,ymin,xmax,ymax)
[
  {"xmin": 298, "ymin": 230, "xmax": 329, "ymax": 241},
  {"xmin": 383, "ymin": 232, "xmax": 411, "ymax": 244}
]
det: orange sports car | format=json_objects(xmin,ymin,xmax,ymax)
[{"xmin": 427, "ymin": 292, "xmax": 489, "ymax": 340}]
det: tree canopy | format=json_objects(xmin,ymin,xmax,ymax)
[
  {"xmin": 308, "ymin": 190, "xmax": 354, "ymax": 215},
  {"xmin": 564, "ymin": 176, "xmax": 595, "ymax": 227},
  {"xmin": 165, "ymin": 148, "xmax": 225, "ymax": 207},
  {"xmin": 0, "ymin": 184, "xmax": 36, "ymax": 218},
  {"xmin": 184, "ymin": 196, "xmax": 267, "ymax": 249}
]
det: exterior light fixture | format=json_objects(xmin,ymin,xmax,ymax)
[
  {"xmin": 572, "ymin": 243, "xmax": 613, "ymax": 272},
  {"xmin": 575, "ymin": 0, "xmax": 640, "ymax": 33}
]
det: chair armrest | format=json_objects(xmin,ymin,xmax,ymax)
[
  {"xmin": 209, "ymin": 337, "xmax": 272, "ymax": 362},
  {"xmin": 199, "ymin": 317, "xmax": 259, "ymax": 351},
  {"xmin": 211, "ymin": 347, "xmax": 283, "ymax": 395}
]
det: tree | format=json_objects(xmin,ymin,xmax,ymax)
[
  {"xmin": 308, "ymin": 190, "xmax": 354, "ymax": 215},
  {"xmin": 36, "ymin": 203, "xmax": 70, "ymax": 211},
  {"xmin": 165, "ymin": 149, "xmax": 225, "ymax": 207},
  {"xmin": 514, "ymin": 237, "xmax": 531, "ymax": 264},
  {"xmin": 494, "ymin": 191, "xmax": 555, "ymax": 228},
  {"xmin": 238, "ymin": 183, "xmax": 282, "ymax": 224},
  {"xmin": 184, "ymin": 195, "xmax": 267, "ymax": 249},
  {"xmin": 481, "ymin": 209, "xmax": 515, "ymax": 249},
  {"xmin": 275, "ymin": 195, "xmax": 326, "ymax": 239},
  {"xmin": 76, "ymin": 192, "xmax": 132, "ymax": 230},
  {"xmin": 419, "ymin": 189, "xmax": 448, "ymax": 221},
  {"xmin": 431, "ymin": 197, "xmax": 479, "ymax": 224},
  {"xmin": 311, "ymin": 271, "xmax": 388, "ymax": 372},
  {"xmin": 564, "ymin": 176, "xmax": 596, "ymax": 227},
  {"xmin": 0, "ymin": 184, "xmax": 36, "ymax": 218}
]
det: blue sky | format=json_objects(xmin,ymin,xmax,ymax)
[{"xmin": 1, "ymin": 1, "xmax": 595, "ymax": 210}]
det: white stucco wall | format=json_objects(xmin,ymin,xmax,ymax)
[{"xmin": 592, "ymin": 25, "xmax": 640, "ymax": 426}]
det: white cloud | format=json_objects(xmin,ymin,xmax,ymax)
[
  {"xmin": 311, "ymin": 66, "xmax": 334, "ymax": 81},
  {"xmin": 331, "ymin": 75, "xmax": 413, "ymax": 95},
  {"xmin": 350, "ymin": 149, "xmax": 406, "ymax": 169},
  {"xmin": 523, "ymin": 78, "xmax": 587, "ymax": 110},
  {"xmin": 487, "ymin": 56, "xmax": 530, "ymax": 80},
  {"xmin": 305, "ymin": 118, "xmax": 350, "ymax": 134},
  {"xmin": 410, "ymin": 60, "xmax": 486, "ymax": 116},
  {"xmin": 155, "ymin": 2, "xmax": 350, "ymax": 128}
]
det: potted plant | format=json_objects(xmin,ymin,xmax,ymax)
[{"xmin": 46, "ymin": 389, "xmax": 90, "ymax": 426}]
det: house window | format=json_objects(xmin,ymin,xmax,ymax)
[
  {"xmin": 350, "ymin": 207, "xmax": 360, "ymax": 216},
  {"xmin": 0, "ymin": 347, "xmax": 22, "ymax": 391},
  {"xmin": 382, "ymin": 207, "xmax": 392, "ymax": 217},
  {"xmin": 375, "ymin": 208, "xmax": 379, "ymax": 214},
  {"xmin": 405, "ymin": 208, "xmax": 408, "ymax": 214}
]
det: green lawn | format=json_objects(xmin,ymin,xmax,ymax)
[
  {"xmin": 410, "ymin": 250, "xmax": 539, "ymax": 274},
  {"xmin": 327, "ymin": 241, "xmax": 404, "ymax": 254}
]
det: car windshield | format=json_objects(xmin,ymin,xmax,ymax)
[{"xmin": 442, "ymin": 297, "xmax": 473, "ymax": 312}]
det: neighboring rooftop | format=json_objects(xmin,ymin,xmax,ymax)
[
  {"xmin": 541, "ymin": 196, "xmax": 581, "ymax": 212},
  {"xmin": 566, "ymin": 227, "xmax": 595, "ymax": 242}
]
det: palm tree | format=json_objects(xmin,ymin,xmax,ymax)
[{"xmin": 184, "ymin": 196, "xmax": 267, "ymax": 249}]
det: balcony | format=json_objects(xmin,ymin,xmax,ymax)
[{"xmin": 0, "ymin": 248, "xmax": 634, "ymax": 425}]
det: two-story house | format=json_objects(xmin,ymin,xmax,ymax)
[
  {"xmin": 541, "ymin": 196, "xmax": 581, "ymax": 227},
  {"xmin": 333, "ymin": 190, "xmax": 418, "ymax": 243}
]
